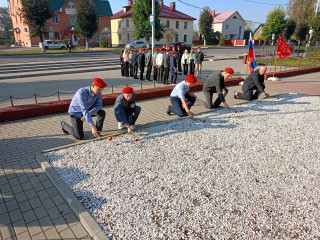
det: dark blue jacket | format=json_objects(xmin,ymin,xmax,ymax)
[
  {"xmin": 114, "ymin": 93, "xmax": 136, "ymax": 126},
  {"xmin": 131, "ymin": 53, "xmax": 138, "ymax": 65},
  {"xmin": 170, "ymin": 56, "xmax": 177, "ymax": 70}
]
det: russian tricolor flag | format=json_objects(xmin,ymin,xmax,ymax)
[{"xmin": 248, "ymin": 33, "xmax": 257, "ymax": 73}]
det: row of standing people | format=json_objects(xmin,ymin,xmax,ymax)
[{"xmin": 119, "ymin": 46, "xmax": 205, "ymax": 85}]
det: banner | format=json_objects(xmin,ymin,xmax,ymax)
[{"xmin": 277, "ymin": 35, "xmax": 292, "ymax": 59}]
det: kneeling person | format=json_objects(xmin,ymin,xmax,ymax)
[
  {"xmin": 114, "ymin": 86, "xmax": 141, "ymax": 133},
  {"xmin": 61, "ymin": 78, "xmax": 107, "ymax": 140},
  {"xmin": 202, "ymin": 68, "xmax": 234, "ymax": 109},
  {"xmin": 167, "ymin": 74, "xmax": 198, "ymax": 119}
]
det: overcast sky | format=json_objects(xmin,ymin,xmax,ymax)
[{"xmin": 0, "ymin": 0, "xmax": 291, "ymax": 29}]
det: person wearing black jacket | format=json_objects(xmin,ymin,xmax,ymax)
[
  {"xmin": 234, "ymin": 66, "xmax": 270, "ymax": 100},
  {"xmin": 176, "ymin": 45, "xmax": 183, "ymax": 74},
  {"xmin": 163, "ymin": 48, "xmax": 171, "ymax": 84},
  {"xmin": 202, "ymin": 68, "xmax": 234, "ymax": 109},
  {"xmin": 195, "ymin": 46, "xmax": 205, "ymax": 77},
  {"xmin": 138, "ymin": 48, "xmax": 146, "ymax": 80}
]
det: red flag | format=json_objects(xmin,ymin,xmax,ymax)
[{"xmin": 277, "ymin": 35, "xmax": 292, "ymax": 59}]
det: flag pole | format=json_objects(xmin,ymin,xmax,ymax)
[
  {"xmin": 273, "ymin": 46, "xmax": 278, "ymax": 78},
  {"xmin": 245, "ymin": 55, "xmax": 249, "ymax": 78}
]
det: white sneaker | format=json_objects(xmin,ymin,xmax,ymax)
[
  {"xmin": 118, "ymin": 122, "xmax": 125, "ymax": 129},
  {"xmin": 131, "ymin": 125, "xmax": 135, "ymax": 130}
]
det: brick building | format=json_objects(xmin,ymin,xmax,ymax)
[
  {"xmin": 253, "ymin": 24, "xmax": 264, "ymax": 39},
  {"xmin": 8, "ymin": 0, "xmax": 113, "ymax": 47},
  {"xmin": 111, "ymin": 0, "xmax": 196, "ymax": 47}
]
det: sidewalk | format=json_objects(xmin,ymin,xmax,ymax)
[{"xmin": 1, "ymin": 72, "xmax": 320, "ymax": 239}]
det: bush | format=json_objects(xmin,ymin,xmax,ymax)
[
  {"xmin": 62, "ymin": 38, "xmax": 70, "ymax": 45},
  {"xmin": 99, "ymin": 40, "xmax": 107, "ymax": 48},
  {"xmin": 219, "ymin": 34, "xmax": 225, "ymax": 45}
]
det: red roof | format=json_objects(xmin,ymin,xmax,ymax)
[
  {"xmin": 212, "ymin": 11, "xmax": 237, "ymax": 23},
  {"xmin": 111, "ymin": 4, "xmax": 196, "ymax": 20}
]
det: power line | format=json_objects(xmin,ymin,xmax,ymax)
[
  {"xmin": 176, "ymin": 0, "xmax": 203, "ymax": 10},
  {"xmin": 243, "ymin": 0, "xmax": 288, "ymax": 6}
]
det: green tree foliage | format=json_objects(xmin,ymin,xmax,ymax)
[
  {"xmin": 286, "ymin": 0, "xmax": 317, "ymax": 23},
  {"xmin": 262, "ymin": 6, "xmax": 286, "ymax": 40},
  {"xmin": 310, "ymin": 14, "xmax": 320, "ymax": 42},
  {"xmin": 243, "ymin": 28, "xmax": 252, "ymax": 40},
  {"xmin": 163, "ymin": 29, "xmax": 177, "ymax": 44},
  {"xmin": 131, "ymin": 0, "xmax": 163, "ymax": 45},
  {"xmin": 295, "ymin": 21, "xmax": 309, "ymax": 42},
  {"xmin": 284, "ymin": 19, "xmax": 296, "ymax": 40},
  {"xmin": 20, "ymin": 0, "xmax": 52, "ymax": 51},
  {"xmin": 0, "ymin": 7, "xmax": 13, "ymax": 43},
  {"xmin": 76, "ymin": 0, "xmax": 98, "ymax": 50},
  {"xmin": 199, "ymin": 6, "xmax": 213, "ymax": 46}
]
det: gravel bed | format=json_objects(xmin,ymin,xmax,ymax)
[{"xmin": 44, "ymin": 94, "xmax": 320, "ymax": 239}]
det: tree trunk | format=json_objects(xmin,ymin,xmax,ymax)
[
  {"xmin": 39, "ymin": 35, "xmax": 45, "ymax": 52},
  {"xmin": 203, "ymin": 35, "xmax": 206, "ymax": 47},
  {"xmin": 85, "ymin": 38, "xmax": 89, "ymax": 50}
]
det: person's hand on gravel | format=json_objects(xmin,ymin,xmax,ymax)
[{"xmin": 91, "ymin": 126, "xmax": 99, "ymax": 137}]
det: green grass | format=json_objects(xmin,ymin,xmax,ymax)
[{"xmin": 258, "ymin": 57, "xmax": 320, "ymax": 67}]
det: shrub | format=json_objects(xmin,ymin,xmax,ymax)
[
  {"xmin": 99, "ymin": 40, "xmax": 107, "ymax": 48},
  {"xmin": 62, "ymin": 38, "xmax": 70, "ymax": 45}
]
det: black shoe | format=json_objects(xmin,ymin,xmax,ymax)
[
  {"xmin": 167, "ymin": 106, "xmax": 172, "ymax": 115},
  {"xmin": 212, "ymin": 105, "xmax": 223, "ymax": 109},
  {"xmin": 61, "ymin": 121, "xmax": 69, "ymax": 134},
  {"xmin": 234, "ymin": 91, "xmax": 239, "ymax": 99}
]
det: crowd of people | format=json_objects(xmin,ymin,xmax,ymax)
[
  {"xmin": 119, "ymin": 45, "xmax": 205, "ymax": 85},
  {"xmin": 60, "ymin": 65, "xmax": 270, "ymax": 140}
]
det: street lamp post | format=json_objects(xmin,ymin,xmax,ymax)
[{"xmin": 151, "ymin": 0, "xmax": 155, "ymax": 55}]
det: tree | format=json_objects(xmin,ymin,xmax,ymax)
[
  {"xmin": 243, "ymin": 28, "xmax": 252, "ymax": 39},
  {"xmin": 199, "ymin": 6, "xmax": 213, "ymax": 46},
  {"xmin": 284, "ymin": 19, "xmax": 296, "ymax": 40},
  {"xmin": 131, "ymin": 0, "xmax": 163, "ymax": 47},
  {"xmin": 20, "ymin": 0, "xmax": 52, "ymax": 52},
  {"xmin": 76, "ymin": 0, "xmax": 98, "ymax": 50},
  {"xmin": 0, "ymin": 7, "xmax": 13, "ymax": 42},
  {"xmin": 310, "ymin": 14, "xmax": 320, "ymax": 42},
  {"xmin": 163, "ymin": 29, "xmax": 177, "ymax": 45},
  {"xmin": 286, "ymin": 0, "xmax": 317, "ymax": 23},
  {"xmin": 262, "ymin": 6, "xmax": 286, "ymax": 40},
  {"xmin": 245, "ymin": 20, "xmax": 254, "ymax": 31},
  {"xmin": 295, "ymin": 21, "xmax": 309, "ymax": 43}
]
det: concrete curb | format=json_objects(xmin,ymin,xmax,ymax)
[
  {"xmin": 265, "ymin": 66, "xmax": 320, "ymax": 80},
  {"xmin": 0, "ymin": 77, "xmax": 244, "ymax": 122},
  {"xmin": 35, "ymin": 153, "xmax": 109, "ymax": 240}
]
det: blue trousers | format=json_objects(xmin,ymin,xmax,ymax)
[
  {"xmin": 114, "ymin": 106, "xmax": 141, "ymax": 126},
  {"xmin": 133, "ymin": 64, "xmax": 138, "ymax": 78},
  {"xmin": 170, "ymin": 69, "xmax": 177, "ymax": 84},
  {"xmin": 169, "ymin": 95, "xmax": 196, "ymax": 117}
]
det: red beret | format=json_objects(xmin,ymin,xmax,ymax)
[
  {"xmin": 134, "ymin": 49, "xmax": 137, "ymax": 53},
  {"xmin": 166, "ymin": 48, "xmax": 170, "ymax": 52},
  {"xmin": 93, "ymin": 78, "xmax": 107, "ymax": 88},
  {"xmin": 186, "ymin": 74, "xmax": 197, "ymax": 83},
  {"xmin": 122, "ymin": 86, "xmax": 133, "ymax": 94},
  {"xmin": 155, "ymin": 47, "xmax": 159, "ymax": 51},
  {"xmin": 142, "ymin": 48, "xmax": 146, "ymax": 51},
  {"xmin": 161, "ymin": 48, "xmax": 165, "ymax": 51},
  {"xmin": 172, "ymin": 51, "xmax": 177, "ymax": 55},
  {"xmin": 197, "ymin": 46, "xmax": 201, "ymax": 49},
  {"xmin": 225, "ymin": 68, "xmax": 234, "ymax": 74}
]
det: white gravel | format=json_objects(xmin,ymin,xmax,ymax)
[{"xmin": 44, "ymin": 94, "xmax": 320, "ymax": 239}]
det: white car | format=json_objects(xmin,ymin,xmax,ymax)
[
  {"xmin": 39, "ymin": 40, "xmax": 66, "ymax": 50},
  {"xmin": 125, "ymin": 41, "xmax": 147, "ymax": 49}
]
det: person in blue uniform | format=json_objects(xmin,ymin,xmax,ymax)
[
  {"xmin": 169, "ymin": 51, "xmax": 177, "ymax": 85},
  {"xmin": 114, "ymin": 86, "xmax": 141, "ymax": 133},
  {"xmin": 61, "ymin": 78, "xmax": 107, "ymax": 140},
  {"xmin": 131, "ymin": 49, "xmax": 139, "ymax": 79},
  {"xmin": 167, "ymin": 74, "xmax": 198, "ymax": 119}
]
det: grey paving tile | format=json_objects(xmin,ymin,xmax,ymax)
[
  {"xmin": 12, "ymin": 219, "xmax": 27, "ymax": 235},
  {"xmin": 45, "ymin": 187, "xmax": 59, "ymax": 198},
  {"xmin": 23, "ymin": 210, "xmax": 37, "ymax": 224},
  {"xmin": 44, "ymin": 227, "xmax": 60, "ymax": 239},
  {"xmin": 9, "ymin": 208, "xmax": 23, "ymax": 223},
  {"xmin": 37, "ymin": 190, "xmax": 50, "ymax": 201},
  {"xmin": 64, "ymin": 212, "xmax": 78, "ymax": 227},
  {"xmin": 26, "ymin": 220, "xmax": 42, "ymax": 237},
  {"xmin": 33, "ymin": 206, "xmax": 47, "ymax": 220},
  {"xmin": 18, "ymin": 200, "xmax": 32, "ymax": 213},
  {"xmin": 31, "ymin": 232, "xmax": 46, "ymax": 240},
  {"xmin": 0, "ymin": 202, "xmax": 7, "ymax": 215},
  {"xmin": 31, "ymin": 183, "xmax": 44, "ymax": 193},
  {"xmin": 21, "ymin": 182, "xmax": 33, "ymax": 192},
  {"xmin": 59, "ymin": 228, "xmax": 76, "ymax": 239},
  {"xmin": 52, "ymin": 217, "xmax": 68, "ymax": 233},
  {"xmin": 0, "ymin": 184, "xmax": 11, "ymax": 194},
  {"xmin": 5, "ymin": 199, "xmax": 19, "ymax": 212},
  {"xmin": 41, "ymin": 198, "xmax": 55, "ymax": 210},
  {"xmin": 29, "ymin": 198, "xmax": 42, "ymax": 209},
  {"xmin": 24, "ymin": 189, "xmax": 37, "ymax": 200},
  {"xmin": 38, "ymin": 216, "xmax": 54, "ymax": 232},
  {"xmin": 0, "ymin": 223, "xmax": 15, "ymax": 239},
  {"xmin": 14, "ymin": 192, "xmax": 27, "ymax": 203},
  {"xmin": 50, "ymin": 195, "xmax": 64, "ymax": 206},
  {"xmin": 11, "ymin": 184, "xmax": 23, "ymax": 195},
  {"xmin": 16, "ymin": 230, "xmax": 31, "ymax": 240},
  {"xmin": 70, "ymin": 223, "xmax": 88, "ymax": 239},
  {"xmin": 28, "ymin": 176, "xmax": 40, "ymax": 185},
  {"xmin": 56, "ymin": 203, "xmax": 72, "ymax": 217},
  {"xmin": 46, "ymin": 206, "xmax": 63, "ymax": 221}
]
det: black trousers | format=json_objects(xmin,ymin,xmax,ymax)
[
  {"xmin": 177, "ymin": 57, "xmax": 182, "ymax": 72},
  {"xmin": 139, "ymin": 65, "xmax": 145, "ymax": 80},
  {"xmin": 124, "ymin": 62, "xmax": 129, "ymax": 77},
  {"xmin": 183, "ymin": 63, "xmax": 188, "ymax": 76},
  {"xmin": 237, "ymin": 85, "xmax": 265, "ymax": 100},
  {"xmin": 163, "ymin": 67, "xmax": 170, "ymax": 84},
  {"xmin": 169, "ymin": 95, "xmax": 196, "ymax": 117},
  {"xmin": 203, "ymin": 88, "xmax": 228, "ymax": 109},
  {"xmin": 153, "ymin": 66, "xmax": 158, "ymax": 81},
  {"xmin": 120, "ymin": 58, "xmax": 124, "ymax": 76},
  {"xmin": 146, "ymin": 65, "xmax": 152, "ymax": 80},
  {"xmin": 129, "ymin": 64, "xmax": 133, "ymax": 77},
  {"xmin": 189, "ymin": 59, "xmax": 195, "ymax": 75},
  {"xmin": 62, "ymin": 109, "xmax": 106, "ymax": 140}
]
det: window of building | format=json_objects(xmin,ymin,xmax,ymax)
[
  {"xmin": 52, "ymin": 14, "xmax": 59, "ymax": 24},
  {"xmin": 233, "ymin": 16, "xmax": 237, "ymax": 19},
  {"xmin": 184, "ymin": 22, "xmax": 188, "ymax": 29},
  {"xmin": 54, "ymin": 32, "xmax": 61, "ymax": 41},
  {"xmin": 118, "ymin": 20, "xmax": 122, "ymax": 28},
  {"xmin": 68, "ymin": 2, "xmax": 74, "ymax": 8},
  {"xmin": 126, "ymin": 19, "xmax": 129, "ymax": 27},
  {"xmin": 226, "ymin": 25, "xmax": 229, "ymax": 30},
  {"xmin": 24, "ymin": 27, "xmax": 28, "ymax": 32},
  {"xmin": 184, "ymin": 35, "xmax": 187, "ymax": 42},
  {"xmin": 96, "ymin": 34, "xmax": 101, "ymax": 42},
  {"xmin": 175, "ymin": 34, "xmax": 178, "ymax": 42},
  {"xmin": 101, "ymin": 32, "xmax": 107, "ymax": 38},
  {"xmin": 166, "ymin": 20, "xmax": 170, "ymax": 28},
  {"xmin": 239, "ymin": 26, "xmax": 242, "ymax": 36},
  {"xmin": 176, "ymin": 21, "xmax": 179, "ymax": 29},
  {"xmin": 127, "ymin": 33, "xmax": 130, "ymax": 41},
  {"xmin": 97, "ymin": 18, "xmax": 100, "ymax": 26},
  {"xmin": 119, "ymin": 34, "xmax": 122, "ymax": 41},
  {"xmin": 70, "ymin": 16, "xmax": 75, "ymax": 25},
  {"xmin": 225, "ymin": 35, "xmax": 228, "ymax": 40}
]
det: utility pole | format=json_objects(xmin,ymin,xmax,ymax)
[
  {"xmin": 316, "ymin": 0, "xmax": 320, "ymax": 15},
  {"xmin": 307, "ymin": 0, "xmax": 319, "ymax": 48},
  {"xmin": 151, "ymin": 0, "xmax": 155, "ymax": 55}
]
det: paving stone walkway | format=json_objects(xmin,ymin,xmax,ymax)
[{"xmin": 0, "ymin": 71, "xmax": 319, "ymax": 240}]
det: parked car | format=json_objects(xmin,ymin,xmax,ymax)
[
  {"xmin": 125, "ymin": 41, "xmax": 147, "ymax": 49},
  {"xmin": 168, "ymin": 42, "xmax": 191, "ymax": 52},
  {"xmin": 39, "ymin": 40, "xmax": 66, "ymax": 50}
]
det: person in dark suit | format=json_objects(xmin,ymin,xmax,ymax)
[
  {"xmin": 169, "ymin": 51, "xmax": 178, "ymax": 85},
  {"xmin": 163, "ymin": 48, "xmax": 171, "ymax": 84},
  {"xmin": 234, "ymin": 66, "xmax": 270, "ymax": 100},
  {"xmin": 131, "ymin": 49, "xmax": 139, "ymax": 79},
  {"xmin": 138, "ymin": 48, "xmax": 146, "ymax": 80},
  {"xmin": 202, "ymin": 68, "xmax": 234, "ymax": 109}
]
